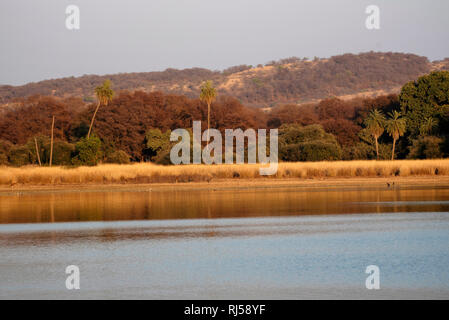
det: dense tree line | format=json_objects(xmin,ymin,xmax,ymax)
[
  {"xmin": 0, "ymin": 89, "xmax": 265, "ymax": 165},
  {"xmin": 0, "ymin": 71, "xmax": 448, "ymax": 166}
]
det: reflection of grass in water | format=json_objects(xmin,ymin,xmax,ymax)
[
  {"xmin": 1, "ymin": 183, "xmax": 448, "ymax": 224},
  {"xmin": 1, "ymin": 159, "xmax": 449, "ymax": 185}
]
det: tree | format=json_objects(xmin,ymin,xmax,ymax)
[
  {"xmin": 25, "ymin": 136, "xmax": 74, "ymax": 166},
  {"xmin": 143, "ymin": 128, "xmax": 172, "ymax": 161},
  {"xmin": 199, "ymin": 80, "xmax": 217, "ymax": 146},
  {"xmin": 408, "ymin": 136, "xmax": 444, "ymax": 159},
  {"xmin": 0, "ymin": 95, "xmax": 72, "ymax": 145},
  {"xmin": 399, "ymin": 71, "xmax": 449, "ymax": 137},
  {"xmin": 364, "ymin": 109, "xmax": 386, "ymax": 160},
  {"xmin": 87, "ymin": 80, "xmax": 114, "ymax": 139},
  {"xmin": 8, "ymin": 145, "xmax": 36, "ymax": 166},
  {"xmin": 72, "ymin": 136, "xmax": 103, "ymax": 166},
  {"xmin": 385, "ymin": 111, "xmax": 406, "ymax": 160},
  {"xmin": 278, "ymin": 124, "xmax": 342, "ymax": 161}
]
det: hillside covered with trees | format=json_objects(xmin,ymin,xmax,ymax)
[{"xmin": 1, "ymin": 52, "xmax": 447, "ymax": 108}]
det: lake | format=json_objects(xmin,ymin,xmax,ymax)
[{"xmin": 1, "ymin": 185, "xmax": 449, "ymax": 299}]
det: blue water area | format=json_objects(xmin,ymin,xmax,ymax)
[{"xmin": 1, "ymin": 212, "xmax": 448, "ymax": 299}]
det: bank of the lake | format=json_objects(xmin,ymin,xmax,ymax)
[{"xmin": 2, "ymin": 176, "xmax": 449, "ymax": 194}]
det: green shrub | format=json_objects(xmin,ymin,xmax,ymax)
[
  {"xmin": 279, "ymin": 123, "xmax": 333, "ymax": 145},
  {"xmin": 48, "ymin": 141, "xmax": 75, "ymax": 165},
  {"xmin": 342, "ymin": 143, "xmax": 373, "ymax": 160},
  {"xmin": 28, "ymin": 136, "xmax": 49, "ymax": 165},
  {"xmin": 8, "ymin": 145, "xmax": 36, "ymax": 166},
  {"xmin": 343, "ymin": 143, "xmax": 391, "ymax": 160},
  {"xmin": 18, "ymin": 136, "xmax": 75, "ymax": 166},
  {"xmin": 299, "ymin": 141, "xmax": 342, "ymax": 161},
  {"xmin": 143, "ymin": 128, "xmax": 172, "ymax": 161},
  {"xmin": 280, "ymin": 144, "xmax": 303, "ymax": 162},
  {"xmin": 72, "ymin": 136, "xmax": 103, "ymax": 166},
  {"xmin": 279, "ymin": 123, "xmax": 342, "ymax": 161}
]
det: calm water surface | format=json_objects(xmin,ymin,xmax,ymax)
[{"xmin": 1, "ymin": 185, "xmax": 449, "ymax": 299}]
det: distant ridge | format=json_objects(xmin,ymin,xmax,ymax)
[{"xmin": 1, "ymin": 52, "xmax": 448, "ymax": 108}]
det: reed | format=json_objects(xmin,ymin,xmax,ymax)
[{"xmin": 1, "ymin": 159, "xmax": 449, "ymax": 186}]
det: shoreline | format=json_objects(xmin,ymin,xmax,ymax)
[
  {"xmin": 2, "ymin": 160, "xmax": 449, "ymax": 194},
  {"xmin": 2, "ymin": 176, "xmax": 449, "ymax": 194}
]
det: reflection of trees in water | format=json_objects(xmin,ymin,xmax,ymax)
[
  {"xmin": 1, "ymin": 187, "xmax": 449, "ymax": 224},
  {"xmin": 50, "ymin": 193, "xmax": 55, "ymax": 223}
]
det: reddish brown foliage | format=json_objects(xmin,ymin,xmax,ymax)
[
  {"xmin": 77, "ymin": 91, "xmax": 267, "ymax": 159},
  {"xmin": 317, "ymin": 97, "xmax": 357, "ymax": 120},
  {"xmin": 0, "ymin": 88, "xmax": 403, "ymax": 161},
  {"xmin": 0, "ymin": 95, "xmax": 73, "ymax": 144},
  {"xmin": 268, "ymin": 103, "xmax": 318, "ymax": 127},
  {"xmin": 320, "ymin": 119, "xmax": 362, "ymax": 146}
]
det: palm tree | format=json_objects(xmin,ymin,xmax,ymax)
[
  {"xmin": 364, "ymin": 109, "xmax": 386, "ymax": 160},
  {"xmin": 419, "ymin": 117, "xmax": 437, "ymax": 136},
  {"xmin": 385, "ymin": 111, "xmax": 407, "ymax": 160},
  {"xmin": 87, "ymin": 80, "xmax": 114, "ymax": 139},
  {"xmin": 199, "ymin": 81, "xmax": 217, "ymax": 145}
]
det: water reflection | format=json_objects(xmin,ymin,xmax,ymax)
[
  {"xmin": 0, "ymin": 212, "xmax": 446, "ymax": 246},
  {"xmin": 1, "ymin": 212, "xmax": 449, "ymax": 299},
  {"xmin": 1, "ymin": 186, "xmax": 449, "ymax": 224}
]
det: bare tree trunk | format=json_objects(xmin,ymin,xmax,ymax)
[
  {"xmin": 391, "ymin": 138, "xmax": 396, "ymax": 161},
  {"xmin": 375, "ymin": 136, "xmax": 379, "ymax": 160},
  {"xmin": 207, "ymin": 102, "xmax": 211, "ymax": 140},
  {"xmin": 50, "ymin": 116, "xmax": 55, "ymax": 167},
  {"xmin": 206, "ymin": 102, "xmax": 211, "ymax": 154},
  {"xmin": 87, "ymin": 101, "xmax": 101, "ymax": 139},
  {"xmin": 34, "ymin": 137, "xmax": 42, "ymax": 166}
]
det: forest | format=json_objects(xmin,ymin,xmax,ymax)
[
  {"xmin": 0, "ymin": 70, "xmax": 448, "ymax": 167},
  {"xmin": 1, "ymin": 52, "xmax": 448, "ymax": 108}
]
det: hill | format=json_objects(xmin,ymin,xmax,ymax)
[{"xmin": 1, "ymin": 52, "xmax": 448, "ymax": 108}]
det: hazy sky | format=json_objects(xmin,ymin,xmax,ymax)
[{"xmin": 1, "ymin": 0, "xmax": 448, "ymax": 85}]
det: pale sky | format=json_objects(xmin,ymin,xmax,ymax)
[{"xmin": 1, "ymin": 0, "xmax": 448, "ymax": 85}]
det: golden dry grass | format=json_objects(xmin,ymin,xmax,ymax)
[{"xmin": 1, "ymin": 159, "xmax": 449, "ymax": 186}]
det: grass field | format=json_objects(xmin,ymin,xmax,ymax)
[{"xmin": 1, "ymin": 159, "xmax": 449, "ymax": 186}]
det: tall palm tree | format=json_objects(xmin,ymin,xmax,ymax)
[
  {"xmin": 385, "ymin": 111, "xmax": 407, "ymax": 161},
  {"xmin": 364, "ymin": 109, "xmax": 386, "ymax": 160},
  {"xmin": 199, "ymin": 81, "xmax": 217, "ymax": 145},
  {"xmin": 87, "ymin": 80, "xmax": 114, "ymax": 139}
]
